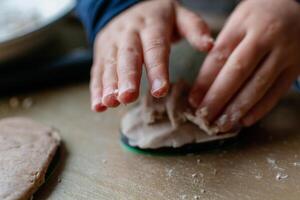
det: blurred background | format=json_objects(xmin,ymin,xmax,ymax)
[{"xmin": 0, "ymin": 0, "xmax": 239, "ymax": 95}]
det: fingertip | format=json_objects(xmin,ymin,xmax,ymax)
[
  {"xmin": 118, "ymin": 81, "xmax": 139, "ymax": 103},
  {"xmin": 200, "ymin": 35, "xmax": 214, "ymax": 52},
  {"xmin": 118, "ymin": 89, "xmax": 139, "ymax": 104},
  {"xmin": 191, "ymin": 35, "xmax": 214, "ymax": 52},
  {"xmin": 92, "ymin": 102, "xmax": 107, "ymax": 112},
  {"xmin": 151, "ymin": 79, "xmax": 169, "ymax": 98},
  {"xmin": 215, "ymin": 114, "xmax": 232, "ymax": 132},
  {"xmin": 102, "ymin": 94, "xmax": 120, "ymax": 107}
]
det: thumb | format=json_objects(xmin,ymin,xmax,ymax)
[{"xmin": 175, "ymin": 4, "xmax": 214, "ymax": 52}]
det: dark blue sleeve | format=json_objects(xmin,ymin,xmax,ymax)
[
  {"xmin": 294, "ymin": 78, "xmax": 300, "ymax": 92},
  {"xmin": 76, "ymin": 0, "xmax": 139, "ymax": 44}
]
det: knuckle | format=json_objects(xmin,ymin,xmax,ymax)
[
  {"xmin": 118, "ymin": 65, "xmax": 136, "ymax": 75},
  {"xmin": 119, "ymin": 46, "xmax": 141, "ymax": 58},
  {"xmin": 144, "ymin": 38, "xmax": 167, "ymax": 53},
  {"xmin": 230, "ymin": 58, "xmax": 247, "ymax": 76},
  {"xmin": 103, "ymin": 58, "xmax": 117, "ymax": 66},
  {"xmin": 247, "ymin": 36, "xmax": 267, "ymax": 52},
  {"xmin": 264, "ymin": 19, "xmax": 283, "ymax": 38},
  {"xmin": 211, "ymin": 47, "xmax": 231, "ymax": 64},
  {"xmin": 125, "ymin": 70, "xmax": 139, "ymax": 78},
  {"xmin": 255, "ymin": 74, "xmax": 268, "ymax": 88},
  {"xmin": 135, "ymin": 17, "xmax": 146, "ymax": 28},
  {"xmin": 146, "ymin": 61, "xmax": 165, "ymax": 71}
]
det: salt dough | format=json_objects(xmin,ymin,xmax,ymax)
[
  {"xmin": 0, "ymin": 117, "xmax": 61, "ymax": 200},
  {"xmin": 121, "ymin": 80, "xmax": 238, "ymax": 149}
]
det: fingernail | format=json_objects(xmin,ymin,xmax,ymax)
[
  {"xmin": 103, "ymin": 94, "xmax": 120, "ymax": 107},
  {"xmin": 215, "ymin": 114, "xmax": 230, "ymax": 132},
  {"xmin": 201, "ymin": 35, "xmax": 214, "ymax": 51},
  {"xmin": 119, "ymin": 81, "xmax": 136, "ymax": 95},
  {"xmin": 216, "ymin": 111, "xmax": 243, "ymax": 132},
  {"xmin": 216, "ymin": 114, "xmax": 228, "ymax": 127},
  {"xmin": 151, "ymin": 79, "xmax": 168, "ymax": 97},
  {"xmin": 202, "ymin": 35, "xmax": 214, "ymax": 44},
  {"xmin": 91, "ymin": 99, "xmax": 106, "ymax": 112}
]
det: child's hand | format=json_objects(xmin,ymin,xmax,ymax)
[
  {"xmin": 189, "ymin": 0, "xmax": 300, "ymax": 132},
  {"xmin": 91, "ymin": 0, "xmax": 213, "ymax": 112}
]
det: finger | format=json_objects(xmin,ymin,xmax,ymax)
[
  {"xmin": 175, "ymin": 4, "xmax": 213, "ymax": 52},
  {"xmin": 199, "ymin": 33, "xmax": 270, "ymax": 122},
  {"xmin": 117, "ymin": 31, "xmax": 143, "ymax": 104},
  {"xmin": 101, "ymin": 44, "xmax": 120, "ymax": 107},
  {"xmin": 189, "ymin": 19, "xmax": 245, "ymax": 108},
  {"xmin": 90, "ymin": 62, "xmax": 107, "ymax": 112},
  {"xmin": 241, "ymin": 68, "xmax": 298, "ymax": 127},
  {"xmin": 140, "ymin": 24, "xmax": 171, "ymax": 98},
  {"xmin": 215, "ymin": 49, "xmax": 285, "ymax": 132}
]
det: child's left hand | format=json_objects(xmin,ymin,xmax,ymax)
[{"xmin": 189, "ymin": 0, "xmax": 300, "ymax": 132}]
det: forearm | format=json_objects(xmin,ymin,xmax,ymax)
[{"xmin": 76, "ymin": 0, "xmax": 139, "ymax": 43}]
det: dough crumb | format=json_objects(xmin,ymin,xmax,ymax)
[
  {"xmin": 255, "ymin": 174, "xmax": 263, "ymax": 180},
  {"xmin": 266, "ymin": 157, "xmax": 285, "ymax": 171},
  {"xmin": 194, "ymin": 195, "xmax": 201, "ymax": 199},
  {"xmin": 212, "ymin": 169, "xmax": 218, "ymax": 176},
  {"xmin": 200, "ymin": 189, "xmax": 206, "ymax": 194},
  {"xmin": 196, "ymin": 159, "xmax": 202, "ymax": 164},
  {"xmin": 293, "ymin": 162, "xmax": 300, "ymax": 167},
  {"xmin": 166, "ymin": 168, "xmax": 174, "ymax": 177},
  {"xmin": 276, "ymin": 172, "xmax": 288, "ymax": 181},
  {"xmin": 102, "ymin": 159, "xmax": 107, "ymax": 164},
  {"xmin": 180, "ymin": 194, "xmax": 187, "ymax": 199}
]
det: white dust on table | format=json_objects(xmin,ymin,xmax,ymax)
[
  {"xmin": 191, "ymin": 173, "xmax": 197, "ymax": 178},
  {"xmin": 255, "ymin": 174, "xmax": 263, "ymax": 180},
  {"xmin": 193, "ymin": 195, "xmax": 201, "ymax": 199},
  {"xmin": 267, "ymin": 158, "xmax": 285, "ymax": 171},
  {"xmin": 293, "ymin": 162, "xmax": 300, "ymax": 167},
  {"xmin": 196, "ymin": 159, "xmax": 202, "ymax": 165},
  {"xmin": 101, "ymin": 159, "xmax": 107, "ymax": 164},
  {"xmin": 165, "ymin": 168, "xmax": 175, "ymax": 179},
  {"xmin": 266, "ymin": 157, "xmax": 288, "ymax": 181},
  {"xmin": 276, "ymin": 172, "xmax": 288, "ymax": 181},
  {"xmin": 212, "ymin": 168, "xmax": 218, "ymax": 176},
  {"xmin": 180, "ymin": 194, "xmax": 187, "ymax": 199}
]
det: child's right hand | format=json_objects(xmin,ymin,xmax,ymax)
[{"xmin": 90, "ymin": 0, "xmax": 213, "ymax": 112}]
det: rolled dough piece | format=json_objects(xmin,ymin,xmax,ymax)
[
  {"xmin": 0, "ymin": 117, "xmax": 61, "ymax": 200},
  {"xmin": 121, "ymin": 80, "xmax": 238, "ymax": 149}
]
